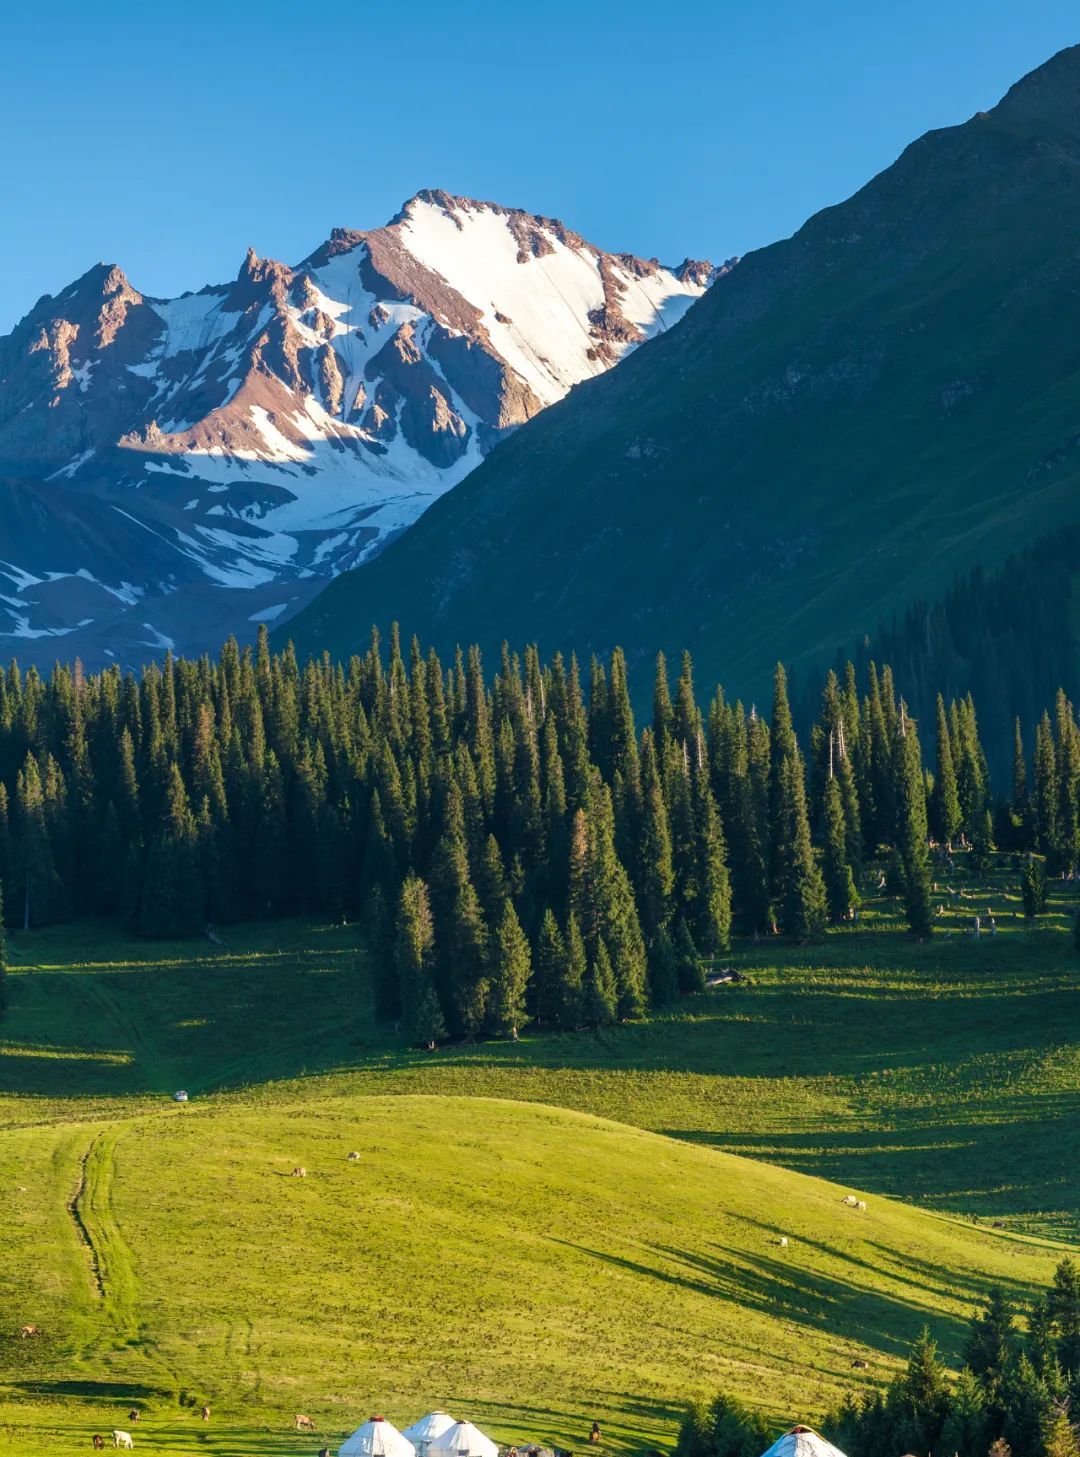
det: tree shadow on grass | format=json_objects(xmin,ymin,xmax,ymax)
[
  {"xmin": 0, "ymin": 949, "xmax": 364, "ymax": 1099},
  {"xmin": 665, "ymin": 1099, "xmax": 1080, "ymax": 1224},
  {"xmin": 7, "ymin": 1376, "xmax": 170, "ymax": 1400},
  {"xmin": 552, "ymin": 1230, "xmax": 1009, "ymax": 1369}
]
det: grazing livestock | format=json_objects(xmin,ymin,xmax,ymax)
[
  {"xmin": 296, "ymin": 1414, "xmax": 316, "ymax": 1431},
  {"xmin": 127, "ymin": 1410, "xmax": 139, "ymax": 1424},
  {"xmin": 112, "ymin": 1433, "xmax": 134, "ymax": 1450},
  {"xmin": 840, "ymin": 1196, "xmax": 858, "ymax": 1208},
  {"xmin": 201, "ymin": 1406, "xmax": 211, "ymax": 1421},
  {"xmin": 590, "ymin": 1423, "xmax": 602, "ymax": 1444},
  {"xmin": 291, "ymin": 1167, "xmax": 307, "ymax": 1179},
  {"xmin": 852, "ymin": 1359, "xmax": 870, "ymax": 1370},
  {"xmin": 319, "ymin": 1449, "xmax": 332, "ymax": 1457},
  {"xmin": 993, "ymin": 1220, "xmax": 1006, "ymax": 1229},
  {"xmin": 19, "ymin": 1324, "xmax": 41, "ymax": 1338},
  {"xmin": 92, "ymin": 1438, "xmax": 105, "ymax": 1450},
  {"xmin": 778, "ymin": 1237, "xmax": 789, "ymax": 1248},
  {"xmin": 855, "ymin": 1200, "xmax": 867, "ymax": 1211}
]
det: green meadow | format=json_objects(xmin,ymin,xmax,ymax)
[{"xmin": 0, "ymin": 864, "xmax": 1078, "ymax": 1455}]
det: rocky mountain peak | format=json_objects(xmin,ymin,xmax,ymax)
[{"xmin": 0, "ymin": 192, "xmax": 719, "ymax": 668}]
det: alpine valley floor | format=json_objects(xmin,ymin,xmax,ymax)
[{"xmin": 0, "ymin": 864, "xmax": 1078, "ymax": 1455}]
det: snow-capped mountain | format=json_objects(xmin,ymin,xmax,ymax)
[{"xmin": 0, "ymin": 190, "xmax": 726, "ymax": 665}]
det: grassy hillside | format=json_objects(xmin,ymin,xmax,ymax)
[
  {"xmin": 2, "ymin": 867, "xmax": 1078, "ymax": 1454},
  {"xmin": 0, "ymin": 1096, "xmax": 1068, "ymax": 1456},
  {"xmin": 280, "ymin": 46, "xmax": 1080, "ymax": 712}
]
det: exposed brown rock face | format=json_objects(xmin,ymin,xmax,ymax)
[
  {"xmin": 317, "ymin": 344, "xmax": 344, "ymax": 416},
  {"xmin": 29, "ymin": 317, "xmax": 80, "ymax": 393},
  {"xmin": 365, "ymin": 322, "xmax": 471, "ymax": 467}
]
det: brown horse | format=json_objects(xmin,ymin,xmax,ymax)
[{"xmin": 295, "ymin": 1415, "xmax": 316, "ymax": 1432}]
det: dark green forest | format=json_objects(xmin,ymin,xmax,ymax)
[
  {"xmin": 0, "ymin": 625, "xmax": 1076, "ymax": 1040},
  {"xmin": 797, "ymin": 528, "xmax": 1080, "ymax": 782}
]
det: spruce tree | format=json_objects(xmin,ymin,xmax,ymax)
[
  {"xmin": 768, "ymin": 663, "xmax": 798, "ymax": 893},
  {"xmin": 637, "ymin": 734, "xmax": 674, "ymax": 935},
  {"xmin": 561, "ymin": 912, "xmax": 586, "ymax": 1029},
  {"xmin": 692, "ymin": 769, "xmax": 732, "ymax": 954},
  {"xmin": 966, "ymin": 1287, "xmax": 1018, "ymax": 1386},
  {"xmin": 430, "ymin": 829, "xmax": 488, "ymax": 1036},
  {"xmin": 901, "ymin": 1327, "xmax": 951, "ymax": 1455},
  {"xmin": 485, "ymin": 899, "xmax": 531, "ymax": 1038},
  {"xmin": 673, "ymin": 917, "xmax": 705, "ymax": 995},
  {"xmin": 1012, "ymin": 718, "xmax": 1031, "ymax": 849},
  {"xmin": 584, "ymin": 940, "xmax": 617, "ymax": 1026},
  {"xmin": 894, "ymin": 707, "xmax": 933, "ymax": 937},
  {"xmin": 930, "ymin": 695, "xmax": 962, "ymax": 848},
  {"xmin": 1049, "ymin": 1256, "xmax": 1080, "ymax": 1374},
  {"xmin": 652, "ymin": 652, "xmax": 674, "ymax": 761},
  {"xmin": 647, "ymin": 926, "xmax": 679, "ymax": 1006},
  {"xmin": 1034, "ymin": 712, "xmax": 1060, "ymax": 863},
  {"xmin": 822, "ymin": 774, "xmax": 858, "ymax": 923},
  {"xmin": 1002, "ymin": 1353, "xmax": 1053, "ymax": 1457},
  {"xmin": 533, "ymin": 908, "xmax": 566, "ymax": 1026},
  {"xmin": 778, "ymin": 754, "xmax": 826, "ymax": 942},
  {"xmin": 1021, "ymin": 858, "xmax": 1047, "ymax": 919},
  {"xmin": 937, "ymin": 1369, "xmax": 988, "ymax": 1457},
  {"xmin": 395, "ymin": 874, "xmax": 445, "ymax": 1045},
  {"xmin": 1043, "ymin": 1400, "xmax": 1080, "ymax": 1457}
]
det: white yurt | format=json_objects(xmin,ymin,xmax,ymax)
[
  {"xmin": 758, "ymin": 1427, "xmax": 849, "ymax": 1457},
  {"xmin": 403, "ymin": 1414, "xmax": 456, "ymax": 1456},
  {"xmin": 427, "ymin": 1420, "xmax": 499, "ymax": 1457},
  {"xmin": 339, "ymin": 1417, "xmax": 417, "ymax": 1457}
]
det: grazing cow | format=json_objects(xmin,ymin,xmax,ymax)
[
  {"xmin": 852, "ymin": 1359, "xmax": 870, "ymax": 1370},
  {"xmin": 590, "ymin": 1423, "xmax": 602, "ymax": 1445},
  {"xmin": 296, "ymin": 1414, "xmax": 316, "ymax": 1431},
  {"xmin": 19, "ymin": 1324, "xmax": 40, "ymax": 1338},
  {"xmin": 347, "ymin": 1152, "xmax": 361, "ymax": 1161},
  {"xmin": 291, "ymin": 1167, "xmax": 307, "ymax": 1179},
  {"xmin": 779, "ymin": 1237, "xmax": 789, "ymax": 1248},
  {"xmin": 127, "ymin": 1410, "xmax": 139, "ymax": 1424},
  {"xmin": 993, "ymin": 1220, "xmax": 1006, "ymax": 1229},
  {"xmin": 201, "ymin": 1406, "xmax": 211, "ymax": 1422},
  {"xmin": 92, "ymin": 1438, "xmax": 105, "ymax": 1451},
  {"xmin": 855, "ymin": 1200, "xmax": 867, "ymax": 1211},
  {"xmin": 319, "ymin": 1449, "xmax": 332, "ymax": 1457},
  {"xmin": 112, "ymin": 1433, "xmax": 134, "ymax": 1450},
  {"xmin": 840, "ymin": 1196, "xmax": 858, "ymax": 1208}
]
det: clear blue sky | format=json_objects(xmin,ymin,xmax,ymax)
[{"xmin": 1, "ymin": 0, "xmax": 1076, "ymax": 332}]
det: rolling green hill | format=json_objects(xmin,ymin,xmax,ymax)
[
  {"xmin": 2, "ymin": 870, "xmax": 1079, "ymax": 1454},
  {"xmin": 0, "ymin": 1094, "xmax": 1067, "ymax": 1456},
  {"xmin": 282, "ymin": 45, "xmax": 1080, "ymax": 711}
]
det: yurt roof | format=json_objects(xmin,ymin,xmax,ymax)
[
  {"xmin": 403, "ymin": 1414, "xmax": 456, "ymax": 1446},
  {"xmin": 339, "ymin": 1416, "xmax": 417, "ymax": 1457},
  {"xmin": 758, "ymin": 1426, "xmax": 849, "ymax": 1457},
  {"xmin": 427, "ymin": 1420, "xmax": 500, "ymax": 1457}
]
